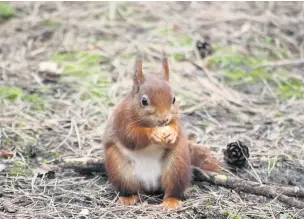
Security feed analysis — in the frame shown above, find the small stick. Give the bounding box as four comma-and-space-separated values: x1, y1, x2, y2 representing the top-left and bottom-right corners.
255, 58, 304, 69
59, 157, 106, 173
192, 168, 304, 209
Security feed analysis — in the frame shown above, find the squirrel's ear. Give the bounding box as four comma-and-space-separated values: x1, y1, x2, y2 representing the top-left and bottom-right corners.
133, 51, 145, 94
162, 50, 169, 81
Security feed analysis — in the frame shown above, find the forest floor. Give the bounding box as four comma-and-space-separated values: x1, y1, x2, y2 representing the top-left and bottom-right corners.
1, 2, 304, 219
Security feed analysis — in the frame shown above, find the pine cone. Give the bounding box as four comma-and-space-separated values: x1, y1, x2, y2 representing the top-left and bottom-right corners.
223, 141, 250, 169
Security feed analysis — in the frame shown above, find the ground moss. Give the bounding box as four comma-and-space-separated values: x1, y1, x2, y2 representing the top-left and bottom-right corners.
52, 52, 104, 76
9, 167, 31, 176
44, 19, 61, 29
0, 87, 23, 102
223, 210, 243, 219
9, 161, 31, 176
268, 156, 280, 173
158, 28, 174, 36
208, 50, 266, 84
274, 112, 285, 118
157, 28, 193, 47
173, 53, 185, 62
208, 47, 304, 99
278, 78, 304, 99
0, 87, 48, 110
52, 51, 112, 105
0, 2, 15, 20
13, 161, 25, 167
178, 36, 193, 47
22, 94, 48, 110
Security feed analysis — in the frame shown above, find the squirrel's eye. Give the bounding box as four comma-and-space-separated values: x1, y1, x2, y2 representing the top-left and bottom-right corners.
141, 95, 149, 107
172, 96, 176, 104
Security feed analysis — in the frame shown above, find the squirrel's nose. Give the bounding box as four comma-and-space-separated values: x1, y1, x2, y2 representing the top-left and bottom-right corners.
157, 117, 170, 126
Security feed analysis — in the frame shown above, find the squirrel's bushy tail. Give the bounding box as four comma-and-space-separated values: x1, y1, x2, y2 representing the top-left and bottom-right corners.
188, 141, 221, 173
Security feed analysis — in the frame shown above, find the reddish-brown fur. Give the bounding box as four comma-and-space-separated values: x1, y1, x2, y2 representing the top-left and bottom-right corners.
102, 51, 220, 210
189, 142, 221, 173
104, 145, 140, 195
161, 133, 191, 199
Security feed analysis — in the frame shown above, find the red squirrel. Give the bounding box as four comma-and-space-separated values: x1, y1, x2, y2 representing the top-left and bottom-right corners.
102, 51, 221, 210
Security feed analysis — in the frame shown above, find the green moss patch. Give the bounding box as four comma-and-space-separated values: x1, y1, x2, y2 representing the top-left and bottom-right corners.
9, 161, 31, 176
23, 94, 47, 110
0, 87, 48, 110
52, 52, 104, 76
158, 28, 174, 36
274, 112, 285, 118
156, 27, 193, 48
9, 167, 31, 176
0, 2, 16, 20
223, 210, 243, 219
52, 51, 112, 104
208, 47, 304, 99
173, 53, 185, 62
0, 87, 23, 102
178, 36, 193, 47
44, 19, 61, 29
278, 78, 304, 99
79, 79, 112, 106
208, 49, 266, 84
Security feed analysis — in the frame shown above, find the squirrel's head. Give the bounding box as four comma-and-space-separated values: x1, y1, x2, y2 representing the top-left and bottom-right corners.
131, 51, 178, 127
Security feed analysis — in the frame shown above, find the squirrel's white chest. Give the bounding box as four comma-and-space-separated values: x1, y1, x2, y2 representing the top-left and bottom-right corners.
118, 144, 165, 191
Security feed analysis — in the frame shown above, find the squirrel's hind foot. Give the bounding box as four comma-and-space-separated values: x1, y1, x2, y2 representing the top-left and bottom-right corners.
162, 198, 182, 210
117, 195, 140, 206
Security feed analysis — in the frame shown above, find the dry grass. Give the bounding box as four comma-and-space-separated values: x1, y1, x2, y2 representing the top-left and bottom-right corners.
1, 2, 304, 218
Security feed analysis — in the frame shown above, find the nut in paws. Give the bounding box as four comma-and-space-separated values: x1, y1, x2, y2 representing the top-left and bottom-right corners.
151, 128, 166, 144
152, 126, 177, 145
162, 128, 177, 144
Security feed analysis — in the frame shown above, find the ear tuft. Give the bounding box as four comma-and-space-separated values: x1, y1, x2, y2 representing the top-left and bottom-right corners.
162, 50, 169, 81
133, 50, 145, 94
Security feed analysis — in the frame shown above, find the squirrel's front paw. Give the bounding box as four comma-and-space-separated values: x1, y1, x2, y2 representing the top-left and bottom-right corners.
163, 127, 177, 145
151, 126, 177, 146
151, 128, 166, 145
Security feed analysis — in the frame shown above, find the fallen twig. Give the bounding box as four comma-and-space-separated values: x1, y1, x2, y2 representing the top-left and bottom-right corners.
192, 168, 304, 209
58, 157, 304, 208
255, 59, 304, 68
59, 157, 106, 173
